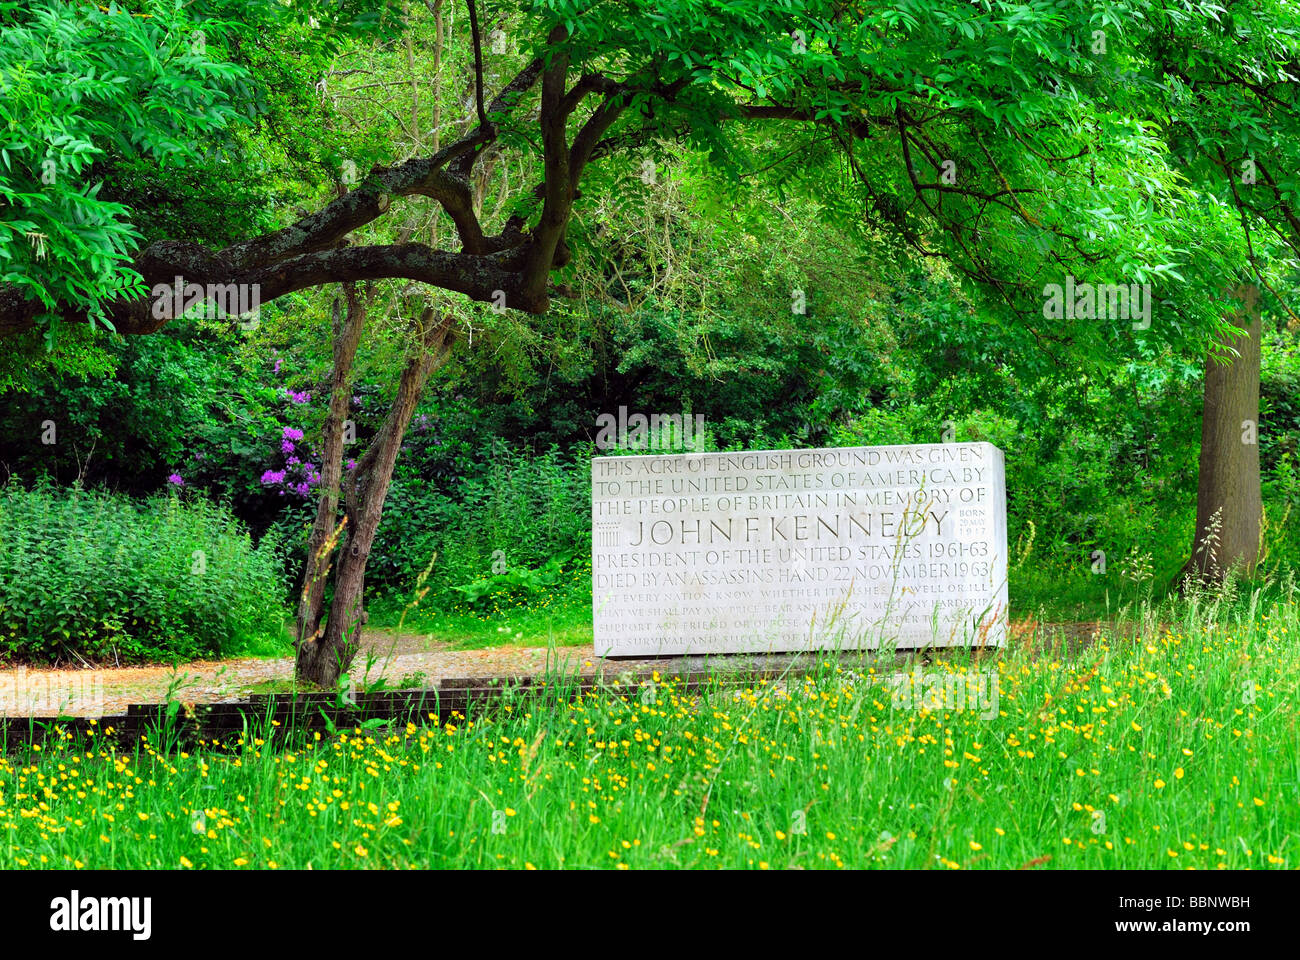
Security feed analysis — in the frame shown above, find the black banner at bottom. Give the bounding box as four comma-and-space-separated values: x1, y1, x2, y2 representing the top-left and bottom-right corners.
0, 868, 1284, 948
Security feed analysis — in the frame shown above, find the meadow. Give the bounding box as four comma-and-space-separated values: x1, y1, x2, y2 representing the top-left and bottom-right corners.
2, 589, 1294, 870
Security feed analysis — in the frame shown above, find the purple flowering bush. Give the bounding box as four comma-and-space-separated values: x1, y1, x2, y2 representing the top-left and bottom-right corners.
261, 425, 323, 499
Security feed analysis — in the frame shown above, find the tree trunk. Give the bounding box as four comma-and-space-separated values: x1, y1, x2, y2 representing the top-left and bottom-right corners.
295, 310, 458, 688
295, 283, 367, 649
1183, 284, 1263, 585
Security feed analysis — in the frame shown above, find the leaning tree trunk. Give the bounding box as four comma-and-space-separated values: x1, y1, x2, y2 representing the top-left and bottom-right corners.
295, 283, 367, 649
1183, 284, 1263, 586
295, 310, 458, 688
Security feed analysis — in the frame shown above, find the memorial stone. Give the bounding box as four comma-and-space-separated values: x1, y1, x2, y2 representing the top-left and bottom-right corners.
592, 442, 1007, 656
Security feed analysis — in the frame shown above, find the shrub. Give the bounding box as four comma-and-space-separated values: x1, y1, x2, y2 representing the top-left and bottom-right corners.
370, 444, 591, 603
0, 482, 286, 664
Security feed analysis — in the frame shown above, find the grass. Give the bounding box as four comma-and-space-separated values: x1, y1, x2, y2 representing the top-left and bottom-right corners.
224, 629, 295, 660
379, 604, 592, 650
367, 582, 593, 650
1, 586, 1296, 870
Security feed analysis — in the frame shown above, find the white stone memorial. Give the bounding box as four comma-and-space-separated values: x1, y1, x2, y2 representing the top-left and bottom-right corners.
592, 442, 1007, 656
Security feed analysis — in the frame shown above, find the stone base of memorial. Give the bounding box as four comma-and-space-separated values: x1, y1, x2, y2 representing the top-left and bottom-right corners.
592, 442, 1007, 657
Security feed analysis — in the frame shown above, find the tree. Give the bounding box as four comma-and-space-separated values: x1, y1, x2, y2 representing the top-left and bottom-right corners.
1157, 12, 1300, 583
1186, 284, 1265, 582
